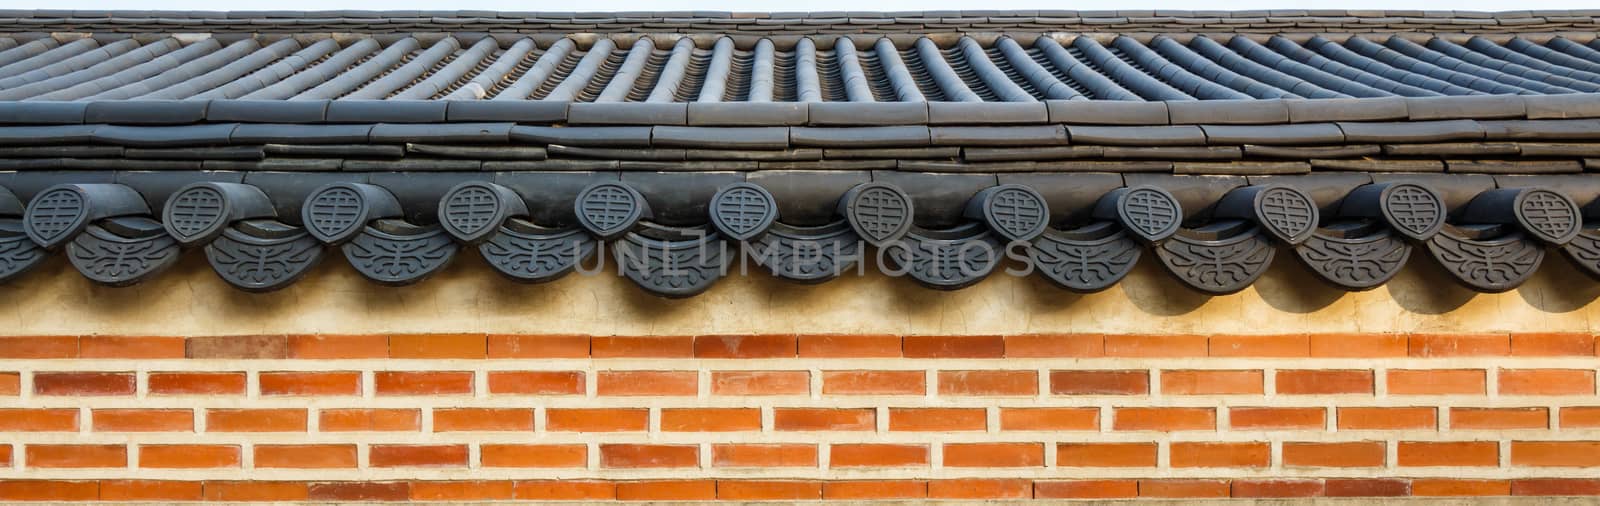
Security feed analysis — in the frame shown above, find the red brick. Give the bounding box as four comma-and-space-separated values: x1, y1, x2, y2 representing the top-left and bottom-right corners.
1562, 407, 1600, 428
0, 481, 99, 501
889, 408, 985, 431
433, 408, 533, 431
938, 370, 1037, 396
319, 409, 419, 432
1231, 407, 1325, 430
389, 333, 486, 359
546, 408, 648, 432
1035, 480, 1137, 499
202, 481, 309, 501
369, 445, 469, 468
1338, 407, 1436, 430
798, 334, 901, 357
100, 480, 202, 501
79, 336, 186, 358
591, 336, 692, 358
480, 444, 587, 468
27, 445, 126, 468
1309, 333, 1408, 357
1388, 369, 1486, 395
1104, 334, 1208, 357
34, 372, 133, 396
0, 336, 78, 358
774, 408, 874, 431
1140, 480, 1231, 498
515, 480, 616, 500
410, 481, 516, 501
486, 334, 590, 358
927, 479, 1030, 499
999, 407, 1098, 431
259, 371, 361, 396
1410, 333, 1510, 357
138, 445, 238, 468
1210, 334, 1308, 357
1511, 332, 1595, 356
486, 371, 583, 395
1283, 442, 1386, 468
694, 335, 795, 358
712, 444, 815, 467
148, 372, 245, 395
1113, 407, 1215, 431
93, 409, 193, 432
830, 444, 928, 467
1325, 478, 1410, 497
1513, 479, 1600, 496
206, 408, 306, 432
1057, 443, 1156, 467
1050, 370, 1148, 395
600, 444, 698, 468
1399, 441, 1500, 467
0, 372, 16, 395
254, 445, 358, 468
0, 409, 77, 431
1452, 407, 1549, 430
1276, 369, 1372, 395
308, 482, 409, 502
1003, 334, 1103, 357
711, 371, 808, 395
717, 481, 821, 500
1171, 442, 1269, 468
614, 480, 711, 501
288, 334, 388, 359
186, 335, 287, 359
942, 443, 1042, 467
822, 370, 924, 395
1233, 479, 1324, 498
596, 371, 695, 396
824, 481, 927, 499
661, 408, 760, 432
1501, 369, 1596, 395
1161, 369, 1263, 395
1512, 441, 1600, 467
903, 335, 1004, 358
374, 371, 472, 395
1412, 479, 1510, 496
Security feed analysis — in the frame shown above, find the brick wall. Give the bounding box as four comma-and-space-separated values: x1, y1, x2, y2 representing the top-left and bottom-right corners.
1, 333, 1598, 501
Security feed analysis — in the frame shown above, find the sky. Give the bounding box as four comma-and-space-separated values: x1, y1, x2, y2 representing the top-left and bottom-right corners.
3, 0, 1595, 12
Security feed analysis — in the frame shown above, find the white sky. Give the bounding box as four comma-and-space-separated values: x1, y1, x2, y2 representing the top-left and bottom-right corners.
1, 0, 1594, 13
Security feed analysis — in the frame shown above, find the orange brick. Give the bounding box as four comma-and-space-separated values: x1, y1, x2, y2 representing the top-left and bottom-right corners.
1452, 407, 1549, 430
1139, 479, 1231, 498
201, 481, 309, 501
942, 443, 1043, 467
546, 408, 649, 432
889, 408, 986, 431
0, 372, 16, 395
1210, 335, 1308, 357
148, 372, 245, 395
93, 409, 192, 432
596, 371, 696, 396
1057, 443, 1156, 467
1511, 479, 1600, 496
254, 445, 358, 468
591, 336, 692, 358
712, 444, 816, 467
480, 444, 587, 468
1114, 407, 1215, 431
1003, 334, 1103, 357
486, 334, 590, 358
186, 335, 286, 359
927, 479, 1031, 499
288, 334, 388, 359
308, 482, 408, 502
370, 445, 468, 468
830, 444, 928, 467
1276, 369, 1372, 395
34, 372, 134, 396
1233, 479, 1325, 498
822, 370, 924, 395
1231, 407, 1325, 430
259, 371, 361, 396
1511, 332, 1595, 356
1410, 333, 1510, 357
903, 335, 1004, 358
1512, 441, 1600, 467
1399, 441, 1499, 467
389, 333, 486, 358
1561, 407, 1600, 428
600, 444, 698, 468
824, 480, 927, 499
661, 408, 760, 432
486, 371, 583, 395
1283, 442, 1386, 468
1050, 370, 1148, 395
0, 409, 77, 431
1338, 407, 1436, 430
1104, 334, 1208, 357
1035, 480, 1138, 499
0, 336, 78, 358
1309, 333, 1408, 357
0, 445, 8, 466
694, 335, 796, 358
1388, 369, 1486, 395
100, 480, 202, 501
613, 480, 711, 501
0, 480, 100, 501
79, 336, 186, 358
433, 408, 533, 431
206, 409, 305, 432
798, 334, 901, 357
409, 481, 515, 501
138, 445, 238, 468
514, 480, 615, 500
319, 409, 419, 432
1501, 369, 1596, 395
774, 408, 874, 431
27, 445, 126, 468
1171, 442, 1269, 468
374, 371, 473, 395
999, 408, 1098, 431
938, 370, 1037, 396
1161, 369, 1263, 395
711, 370, 808, 395
1412, 479, 1510, 496
717, 481, 819, 501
